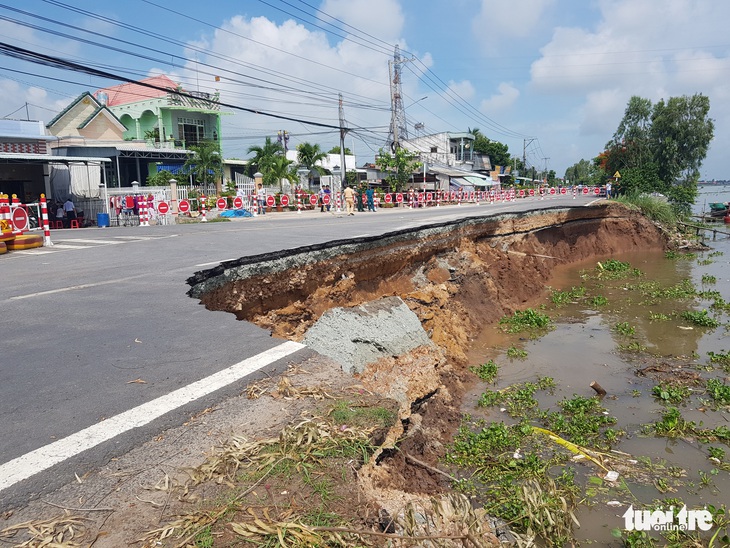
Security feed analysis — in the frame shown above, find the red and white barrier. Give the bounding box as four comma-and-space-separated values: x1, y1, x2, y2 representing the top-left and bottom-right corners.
138, 195, 149, 226
297, 192, 302, 214
40, 194, 52, 246
200, 195, 207, 222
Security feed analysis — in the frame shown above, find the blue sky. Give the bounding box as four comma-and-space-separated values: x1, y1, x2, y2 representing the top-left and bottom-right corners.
1, 0, 728, 179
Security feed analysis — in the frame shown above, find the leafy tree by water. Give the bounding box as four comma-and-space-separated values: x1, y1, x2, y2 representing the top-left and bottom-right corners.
596, 94, 714, 215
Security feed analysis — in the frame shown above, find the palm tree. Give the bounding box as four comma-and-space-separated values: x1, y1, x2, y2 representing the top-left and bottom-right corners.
269, 154, 297, 191
183, 141, 223, 194
247, 137, 284, 187
296, 142, 327, 188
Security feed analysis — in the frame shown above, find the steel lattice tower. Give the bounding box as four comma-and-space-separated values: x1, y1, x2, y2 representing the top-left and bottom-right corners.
388, 45, 409, 150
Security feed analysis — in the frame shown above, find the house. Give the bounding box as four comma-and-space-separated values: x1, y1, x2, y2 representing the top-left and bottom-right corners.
46, 75, 225, 188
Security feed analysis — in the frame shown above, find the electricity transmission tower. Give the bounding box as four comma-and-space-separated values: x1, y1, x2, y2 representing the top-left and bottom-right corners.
387, 45, 413, 151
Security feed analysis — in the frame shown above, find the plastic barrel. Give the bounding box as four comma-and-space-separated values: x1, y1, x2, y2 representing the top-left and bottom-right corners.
97, 212, 110, 227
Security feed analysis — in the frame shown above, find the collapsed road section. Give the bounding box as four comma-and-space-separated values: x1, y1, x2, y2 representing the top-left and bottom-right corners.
187, 202, 667, 366
179, 202, 669, 543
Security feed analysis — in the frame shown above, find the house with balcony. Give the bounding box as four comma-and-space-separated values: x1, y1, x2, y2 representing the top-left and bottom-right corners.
95, 74, 222, 148
46, 75, 225, 189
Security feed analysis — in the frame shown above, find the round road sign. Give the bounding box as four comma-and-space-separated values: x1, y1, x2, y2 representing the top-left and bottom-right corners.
549, 187, 556, 195
322, 194, 331, 205
178, 199, 190, 213
216, 197, 227, 210
395, 193, 403, 203
384, 193, 392, 203
583, 187, 589, 194
157, 201, 169, 214
266, 195, 275, 207
233, 196, 243, 209
11, 207, 28, 231
309, 194, 318, 206
529, 188, 535, 196
279, 194, 289, 207
560, 187, 567, 195
594, 187, 600, 195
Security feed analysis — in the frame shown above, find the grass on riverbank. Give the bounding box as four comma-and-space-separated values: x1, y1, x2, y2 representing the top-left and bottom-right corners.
613, 192, 678, 226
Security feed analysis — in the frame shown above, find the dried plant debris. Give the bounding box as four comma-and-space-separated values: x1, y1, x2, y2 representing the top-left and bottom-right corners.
0, 511, 89, 547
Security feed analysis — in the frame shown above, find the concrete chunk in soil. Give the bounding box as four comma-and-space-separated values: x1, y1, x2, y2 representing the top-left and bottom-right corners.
303, 296, 434, 375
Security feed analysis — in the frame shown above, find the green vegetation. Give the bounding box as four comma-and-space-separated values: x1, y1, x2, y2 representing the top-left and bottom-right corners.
651, 383, 691, 404
708, 350, 730, 371
702, 274, 717, 284
550, 286, 586, 306
591, 259, 643, 280
614, 192, 677, 225
706, 379, 730, 406
506, 346, 528, 359
499, 308, 552, 333
330, 399, 395, 429
469, 360, 498, 383
614, 322, 636, 336
589, 295, 608, 307
599, 93, 714, 215
681, 309, 720, 328
665, 250, 695, 260
648, 311, 671, 321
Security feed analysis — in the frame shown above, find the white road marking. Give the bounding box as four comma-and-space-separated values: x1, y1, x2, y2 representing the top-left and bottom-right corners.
9, 274, 149, 300
58, 238, 124, 245
46, 244, 90, 249
194, 259, 237, 267
0, 341, 306, 492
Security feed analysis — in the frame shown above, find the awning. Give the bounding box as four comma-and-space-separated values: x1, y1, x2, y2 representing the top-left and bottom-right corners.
157, 164, 187, 174
450, 177, 476, 192
464, 175, 497, 187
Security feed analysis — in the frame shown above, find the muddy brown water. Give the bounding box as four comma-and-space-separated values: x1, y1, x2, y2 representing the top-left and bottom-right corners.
465, 244, 730, 545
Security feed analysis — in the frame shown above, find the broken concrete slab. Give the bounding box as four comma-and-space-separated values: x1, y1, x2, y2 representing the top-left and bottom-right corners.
302, 296, 434, 375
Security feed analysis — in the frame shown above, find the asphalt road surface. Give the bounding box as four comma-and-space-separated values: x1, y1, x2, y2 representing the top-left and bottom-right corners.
0, 194, 596, 508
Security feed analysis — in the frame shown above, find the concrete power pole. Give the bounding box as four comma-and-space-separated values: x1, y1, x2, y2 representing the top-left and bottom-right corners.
338, 93, 347, 194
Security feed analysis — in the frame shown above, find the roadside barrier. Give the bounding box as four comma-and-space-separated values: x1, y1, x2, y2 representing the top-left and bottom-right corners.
200, 195, 207, 222
40, 194, 52, 246
138, 195, 149, 227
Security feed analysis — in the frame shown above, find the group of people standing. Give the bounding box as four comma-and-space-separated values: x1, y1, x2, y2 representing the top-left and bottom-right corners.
343, 185, 375, 215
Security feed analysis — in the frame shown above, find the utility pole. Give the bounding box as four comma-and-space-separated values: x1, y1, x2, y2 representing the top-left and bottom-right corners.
338, 93, 348, 195
542, 157, 550, 181
523, 138, 535, 172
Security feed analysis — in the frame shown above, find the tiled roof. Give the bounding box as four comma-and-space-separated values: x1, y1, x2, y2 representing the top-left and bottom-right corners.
46, 92, 99, 128
95, 75, 180, 106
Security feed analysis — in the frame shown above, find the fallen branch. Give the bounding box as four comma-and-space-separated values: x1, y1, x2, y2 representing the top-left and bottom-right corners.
404, 453, 458, 482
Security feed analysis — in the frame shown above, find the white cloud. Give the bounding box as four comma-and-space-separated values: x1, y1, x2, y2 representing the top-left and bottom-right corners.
319, 0, 404, 41
480, 82, 519, 113
472, 0, 555, 45
446, 80, 476, 102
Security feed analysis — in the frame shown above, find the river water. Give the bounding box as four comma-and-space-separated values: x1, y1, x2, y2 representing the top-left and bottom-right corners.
465, 186, 730, 545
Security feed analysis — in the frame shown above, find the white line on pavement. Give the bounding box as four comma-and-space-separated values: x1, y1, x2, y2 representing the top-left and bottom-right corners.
0, 341, 306, 493
9, 274, 150, 300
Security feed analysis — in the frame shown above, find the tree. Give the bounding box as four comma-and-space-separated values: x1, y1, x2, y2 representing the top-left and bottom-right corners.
247, 137, 284, 188
328, 145, 352, 155
375, 147, 421, 192
564, 159, 596, 185
183, 141, 223, 194
268, 154, 297, 191
468, 127, 511, 168
146, 169, 176, 187
650, 94, 714, 213
597, 94, 714, 214
296, 142, 327, 188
